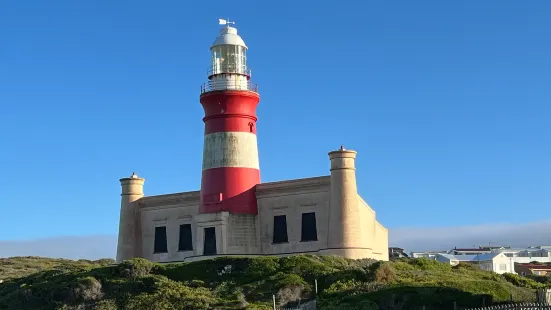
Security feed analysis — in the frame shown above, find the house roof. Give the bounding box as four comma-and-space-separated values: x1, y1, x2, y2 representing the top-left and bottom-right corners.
517, 264, 551, 270
412, 251, 447, 254
436, 253, 501, 262
437, 254, 457, 260
453, 248, 492, 252
389, 247, 404, 251
494, 248, 549, 254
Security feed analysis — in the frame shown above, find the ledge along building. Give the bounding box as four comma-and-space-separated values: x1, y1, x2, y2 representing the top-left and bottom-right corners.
116, 20, 389, 263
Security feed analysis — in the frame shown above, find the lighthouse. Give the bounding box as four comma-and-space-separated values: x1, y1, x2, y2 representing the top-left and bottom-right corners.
199, 20, 261, 215
115, 19, 389, 264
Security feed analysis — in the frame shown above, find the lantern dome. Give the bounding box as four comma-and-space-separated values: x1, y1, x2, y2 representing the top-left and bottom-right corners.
211, 26, 247, 50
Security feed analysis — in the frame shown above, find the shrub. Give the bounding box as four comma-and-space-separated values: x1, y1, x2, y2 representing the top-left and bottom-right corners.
372, 262, 397, 283
321, 297, 379, 310
93, 299, 118, 310
453, 262, 481, 271
279, 255, 336, 282
526, 274, 551, 285
124, 277, 216, 310
326, 279, 363, 293
0, 255, 543, 309
324, 268, 368, 288
117, 258, 154, 279
276, 285, 305, 306
502, 273, 545, 289
72, 276, 104, 301
408, 258, 452, 272
94, 259, 116, 266
247, 257, 279, 279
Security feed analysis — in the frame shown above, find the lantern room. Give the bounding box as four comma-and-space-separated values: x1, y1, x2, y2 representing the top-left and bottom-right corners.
210, 26, 249, 77
202, 23, 257, 93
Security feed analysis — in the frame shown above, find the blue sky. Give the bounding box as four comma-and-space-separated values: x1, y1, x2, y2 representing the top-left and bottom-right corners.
0, 1, 549, 250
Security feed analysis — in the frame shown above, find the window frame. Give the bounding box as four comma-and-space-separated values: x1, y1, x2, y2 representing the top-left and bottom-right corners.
272, 215, 289, 244
178, 223, 193, 252
153, 226, 168, 254
300, 212, 318, 242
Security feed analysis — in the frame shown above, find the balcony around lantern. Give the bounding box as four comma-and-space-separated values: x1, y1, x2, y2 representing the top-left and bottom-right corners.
207, 64, 251, 79
200, 78, 258, 94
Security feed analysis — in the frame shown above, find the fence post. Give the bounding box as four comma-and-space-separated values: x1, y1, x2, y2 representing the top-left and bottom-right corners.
315, 279, 318, 295
453, 301, 457, 310
272, 295, 276, 310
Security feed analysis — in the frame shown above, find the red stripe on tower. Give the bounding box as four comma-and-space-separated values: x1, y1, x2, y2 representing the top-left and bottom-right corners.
199, 22, 261, 215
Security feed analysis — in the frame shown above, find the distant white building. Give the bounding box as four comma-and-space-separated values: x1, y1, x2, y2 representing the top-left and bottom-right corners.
434, 253, 514, 274
413, 245, 551, 265
492, 246, 551, 264
410, 251, 447, 258
447, 247, 501, 256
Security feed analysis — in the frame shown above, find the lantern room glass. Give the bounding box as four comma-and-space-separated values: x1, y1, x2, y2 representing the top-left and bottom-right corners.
211, 45, 247, 75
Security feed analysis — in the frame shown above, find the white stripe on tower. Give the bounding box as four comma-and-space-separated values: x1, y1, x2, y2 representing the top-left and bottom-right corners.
202, 131, 260, 170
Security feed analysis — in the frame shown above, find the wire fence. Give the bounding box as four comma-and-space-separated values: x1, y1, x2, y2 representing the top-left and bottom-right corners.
278, 299, 317, 310
463, 303, 551, 310
268, 282, 549, 310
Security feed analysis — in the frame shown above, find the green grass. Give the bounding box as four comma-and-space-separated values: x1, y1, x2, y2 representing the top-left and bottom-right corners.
0, 256, 115, 280
0, 256, 546, 310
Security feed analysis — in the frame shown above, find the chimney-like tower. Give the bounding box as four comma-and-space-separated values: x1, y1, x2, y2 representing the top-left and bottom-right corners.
199, 21, 261, 214
321, 146, 372, 259
116, 172, 145, 263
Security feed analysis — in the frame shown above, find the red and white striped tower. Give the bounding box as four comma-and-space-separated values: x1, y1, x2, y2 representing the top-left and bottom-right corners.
199, 19, 260, 215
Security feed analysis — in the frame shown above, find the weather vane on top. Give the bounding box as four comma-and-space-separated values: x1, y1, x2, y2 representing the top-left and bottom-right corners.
218, 18, 235, 26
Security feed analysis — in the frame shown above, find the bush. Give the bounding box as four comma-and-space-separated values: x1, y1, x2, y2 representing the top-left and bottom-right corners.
320, 297, 379, 310
526, 274, 551, 285
117, 258, 154, 279
408, 258, 452, 272
247, 257, 279, 279
125, 277, 216, 310
453, 262, 481, 271
0, 255, 543, 309
502, 273, 545, 289
276, 285, 304, 306
72, 276, 104, 301
93, 299, 118, 310
325, 279, 363, 293
371, 262, 397, 283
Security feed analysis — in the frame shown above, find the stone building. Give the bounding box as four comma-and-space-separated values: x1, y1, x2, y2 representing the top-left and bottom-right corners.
116, 20, 389, 264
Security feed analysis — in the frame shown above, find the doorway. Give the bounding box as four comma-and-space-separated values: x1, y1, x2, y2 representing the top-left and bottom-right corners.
203, 227, 217, 256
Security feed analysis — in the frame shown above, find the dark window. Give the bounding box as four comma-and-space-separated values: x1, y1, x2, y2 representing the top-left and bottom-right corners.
272, 215, 289, 243
153, 226, 168, 253
178, 224, 193, 251
203, 227, 217, 256
301, 212, 318, 242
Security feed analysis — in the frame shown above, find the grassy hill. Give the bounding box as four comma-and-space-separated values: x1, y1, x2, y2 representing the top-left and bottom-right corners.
0, 257, 115, 281
0, 255, 547, 310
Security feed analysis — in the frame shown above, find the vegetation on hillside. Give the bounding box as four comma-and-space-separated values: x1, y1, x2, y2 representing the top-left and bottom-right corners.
0, 256, 115, 281
0, 255, 547, 310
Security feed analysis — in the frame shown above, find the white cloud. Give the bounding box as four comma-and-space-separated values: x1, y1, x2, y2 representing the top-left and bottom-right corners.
0, 235, 116, 260
390, 219, 551, 252
1, 220, 550, 260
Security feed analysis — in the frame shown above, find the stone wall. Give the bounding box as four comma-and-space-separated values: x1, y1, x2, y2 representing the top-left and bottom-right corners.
227, 213, 259, 254
132, 176, 389, 263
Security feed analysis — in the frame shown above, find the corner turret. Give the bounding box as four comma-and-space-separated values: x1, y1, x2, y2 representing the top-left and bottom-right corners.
116, 172, 145, 263
320, 146, 373, 259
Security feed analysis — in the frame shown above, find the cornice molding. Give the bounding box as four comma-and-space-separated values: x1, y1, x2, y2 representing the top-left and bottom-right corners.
256, 176, 330, 198
138, 191, 200, 209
